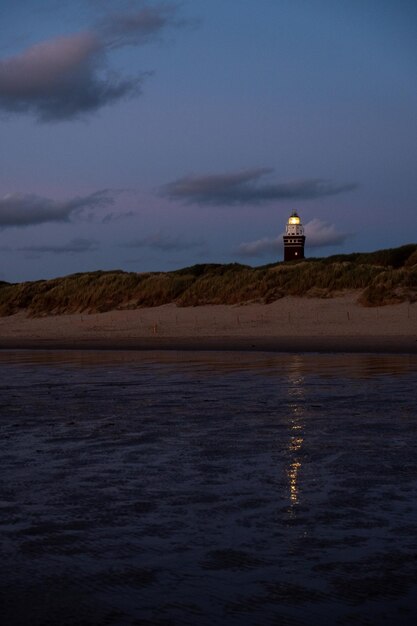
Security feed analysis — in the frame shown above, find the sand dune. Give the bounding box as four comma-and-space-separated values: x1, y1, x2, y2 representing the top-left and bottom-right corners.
0, 292, 416, 352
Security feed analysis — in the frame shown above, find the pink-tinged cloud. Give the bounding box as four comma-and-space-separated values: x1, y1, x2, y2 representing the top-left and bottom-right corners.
0, 3, 184, 122
304, 218, 352, 248
237, 219, 352, 257
0, 32, 99, 91
0, 33, 141, 121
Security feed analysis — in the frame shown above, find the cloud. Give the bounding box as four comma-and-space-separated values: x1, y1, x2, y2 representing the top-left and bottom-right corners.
102, 210, 136, 223
0, 32, 142, 122
124, 231, 205, 252
0, 2, 183, 121
304, 218, 351, 248
162, 168, 358, 206
18, 238, 99, 255
0, 190, 114, 228
237, 219, 351, 258
237, 237, 282, 258
98, 2, 183, 48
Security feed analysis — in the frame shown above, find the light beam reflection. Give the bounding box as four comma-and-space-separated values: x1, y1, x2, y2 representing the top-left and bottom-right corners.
286, 358, 306, 511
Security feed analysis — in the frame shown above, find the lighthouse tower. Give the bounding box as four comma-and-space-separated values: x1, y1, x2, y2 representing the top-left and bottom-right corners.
283, 211, 305, 261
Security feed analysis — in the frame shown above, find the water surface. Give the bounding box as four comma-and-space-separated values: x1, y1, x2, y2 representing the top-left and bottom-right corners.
0, 351, 416, 625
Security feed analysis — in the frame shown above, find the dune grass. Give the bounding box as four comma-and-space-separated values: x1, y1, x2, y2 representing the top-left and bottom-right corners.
1, 244, 416, 316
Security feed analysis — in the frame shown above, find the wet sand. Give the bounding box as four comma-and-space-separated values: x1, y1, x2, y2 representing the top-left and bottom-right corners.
0, 292, 416, 352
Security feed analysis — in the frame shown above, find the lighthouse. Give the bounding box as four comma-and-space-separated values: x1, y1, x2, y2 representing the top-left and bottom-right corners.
283, 211, 305, 261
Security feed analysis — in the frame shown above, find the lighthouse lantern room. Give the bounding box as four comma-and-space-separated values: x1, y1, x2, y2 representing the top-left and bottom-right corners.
283, 211, 305, 261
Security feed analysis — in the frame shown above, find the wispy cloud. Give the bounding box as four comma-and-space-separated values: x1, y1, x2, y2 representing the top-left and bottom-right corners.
237, 219, 352, 258
162, 168, 357, 206
0, 190, 113, 228
125, 231, 205, 252
97, 2, 184, 48
304, 218, 352, 248
102, 210, 136, 223
19, 237, 98, 255
237, 237, 282, 258
0, 2, 184, 121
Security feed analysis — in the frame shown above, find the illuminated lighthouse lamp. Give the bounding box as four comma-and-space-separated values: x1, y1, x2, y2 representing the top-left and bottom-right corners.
283, 211, 305, 261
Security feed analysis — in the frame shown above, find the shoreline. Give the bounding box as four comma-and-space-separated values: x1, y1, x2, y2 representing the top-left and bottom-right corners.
1, 336, 417, 353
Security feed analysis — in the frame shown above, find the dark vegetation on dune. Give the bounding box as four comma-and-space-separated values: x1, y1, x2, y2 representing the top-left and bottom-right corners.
1, 244, 417, 317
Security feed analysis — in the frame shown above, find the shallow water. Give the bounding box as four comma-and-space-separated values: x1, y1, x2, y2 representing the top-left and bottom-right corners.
0, 350, 416, 625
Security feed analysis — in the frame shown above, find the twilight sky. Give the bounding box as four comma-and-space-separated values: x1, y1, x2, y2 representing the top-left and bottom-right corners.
1, 0, 416, 282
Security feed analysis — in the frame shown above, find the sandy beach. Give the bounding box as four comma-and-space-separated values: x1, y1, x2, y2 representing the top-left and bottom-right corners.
0, 291, 416, 352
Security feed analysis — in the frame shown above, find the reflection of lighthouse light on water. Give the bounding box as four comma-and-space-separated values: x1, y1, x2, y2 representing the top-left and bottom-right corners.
287, 359, 306, 509
289, 438, 303, 503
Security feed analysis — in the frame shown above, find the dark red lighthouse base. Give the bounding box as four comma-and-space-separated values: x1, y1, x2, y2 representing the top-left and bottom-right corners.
283, 235, 305, 261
